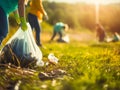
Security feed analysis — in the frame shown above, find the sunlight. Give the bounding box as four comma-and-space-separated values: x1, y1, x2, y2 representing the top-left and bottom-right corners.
95, 1, 99, 23
81, 0, 113, 5
49, 0, 120, 4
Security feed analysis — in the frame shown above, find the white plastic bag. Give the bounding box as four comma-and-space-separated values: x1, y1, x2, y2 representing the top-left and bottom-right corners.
48, 53, 58, 65
0, 23, 44, 67
62, 34, 70, 43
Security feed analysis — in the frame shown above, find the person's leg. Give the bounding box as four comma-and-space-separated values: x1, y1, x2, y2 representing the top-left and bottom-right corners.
51, 30, 57, 41
34, 17, 41, 46
28, 13, 34, 29
28, 13, 41, 46
0, 7, 8, 45
58, 31, 62, 40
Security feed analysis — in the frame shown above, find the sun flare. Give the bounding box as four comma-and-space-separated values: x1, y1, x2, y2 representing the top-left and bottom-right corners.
84, 0, 107, 4
95, 1, 99, 23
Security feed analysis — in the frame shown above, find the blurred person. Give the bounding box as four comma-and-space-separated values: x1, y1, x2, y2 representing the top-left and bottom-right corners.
96, 23, 106, 42
0, 0, 27, 45
107, 32, 120, 42
112, 32, 120, 42
27, 0, 48, 47
50, 22, 68, 42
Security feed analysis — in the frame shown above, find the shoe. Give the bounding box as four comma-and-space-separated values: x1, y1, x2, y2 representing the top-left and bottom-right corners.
36, 43, 42, 46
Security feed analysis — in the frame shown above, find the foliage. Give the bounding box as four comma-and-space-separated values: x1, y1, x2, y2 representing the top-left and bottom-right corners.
8, 1, 120, 33
43, 1, 120, 32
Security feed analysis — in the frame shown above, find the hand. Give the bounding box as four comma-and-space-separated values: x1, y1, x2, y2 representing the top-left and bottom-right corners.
20, 17, 27, 31
14, 14, 21, 24
44, 14, 49, 20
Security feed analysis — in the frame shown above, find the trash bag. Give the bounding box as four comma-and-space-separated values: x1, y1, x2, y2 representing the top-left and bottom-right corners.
57, 34, 70, 43
48, 53, 58, 65
0, 23, 44, 68
62, 34, 70, 43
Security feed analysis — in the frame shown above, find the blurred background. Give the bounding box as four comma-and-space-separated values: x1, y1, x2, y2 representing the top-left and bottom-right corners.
8, 0, 120, 41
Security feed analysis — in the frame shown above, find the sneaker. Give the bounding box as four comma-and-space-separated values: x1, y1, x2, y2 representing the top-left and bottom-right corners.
37, 43, 42, 46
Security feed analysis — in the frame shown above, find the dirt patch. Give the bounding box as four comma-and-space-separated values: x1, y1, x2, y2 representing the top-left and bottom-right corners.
69, 32, 96, 42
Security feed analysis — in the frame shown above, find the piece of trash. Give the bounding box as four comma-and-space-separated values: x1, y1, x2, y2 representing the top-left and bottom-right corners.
62, 34, 70, 43
36, 60, 44, 67
48, 53, 59, 65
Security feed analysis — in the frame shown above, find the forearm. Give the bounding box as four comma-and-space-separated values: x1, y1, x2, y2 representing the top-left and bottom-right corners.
18, 0, 25, 17
18, 0, 27, 31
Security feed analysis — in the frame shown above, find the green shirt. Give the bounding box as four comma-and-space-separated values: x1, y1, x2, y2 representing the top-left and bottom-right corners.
54, 22, 65, 32
0, 0, 18, 15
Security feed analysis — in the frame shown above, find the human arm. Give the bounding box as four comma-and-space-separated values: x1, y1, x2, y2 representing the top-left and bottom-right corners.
36, 0, 48, 20
18, 0, 27, 31
64, 24, 68, 32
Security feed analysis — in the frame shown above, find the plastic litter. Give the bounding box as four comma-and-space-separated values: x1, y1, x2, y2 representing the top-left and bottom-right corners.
62, 34, 70, 43
0, 23, 44, 68
48, 53, 58, 65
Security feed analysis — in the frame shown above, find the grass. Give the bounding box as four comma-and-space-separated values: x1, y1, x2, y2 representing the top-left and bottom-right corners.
0, 27, 120, 90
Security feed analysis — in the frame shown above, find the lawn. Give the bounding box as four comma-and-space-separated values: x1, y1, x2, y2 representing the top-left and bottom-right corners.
0, 29, 120, 90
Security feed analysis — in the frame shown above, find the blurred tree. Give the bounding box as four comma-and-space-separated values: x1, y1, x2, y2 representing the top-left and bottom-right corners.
9, 1, 120, 33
